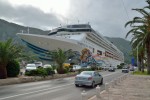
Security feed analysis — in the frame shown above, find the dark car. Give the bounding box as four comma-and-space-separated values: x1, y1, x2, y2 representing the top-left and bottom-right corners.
122, 67, 129, 73
108, 67, 115, 72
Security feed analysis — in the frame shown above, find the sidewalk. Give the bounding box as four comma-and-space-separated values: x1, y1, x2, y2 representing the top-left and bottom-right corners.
89, 75, 150, 100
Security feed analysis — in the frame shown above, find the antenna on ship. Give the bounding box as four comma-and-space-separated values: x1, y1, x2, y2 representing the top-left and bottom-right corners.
78, 20, 79, 24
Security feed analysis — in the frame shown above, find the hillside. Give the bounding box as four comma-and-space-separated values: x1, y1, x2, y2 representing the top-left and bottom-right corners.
0, 19, 131, 63
0, 19, 48, 41
105, 37, 132, 63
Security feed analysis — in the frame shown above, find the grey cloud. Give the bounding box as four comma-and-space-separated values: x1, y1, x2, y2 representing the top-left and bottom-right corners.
0, 0, 65, 29
68, 0, 146, 39
0, 0, 147, 39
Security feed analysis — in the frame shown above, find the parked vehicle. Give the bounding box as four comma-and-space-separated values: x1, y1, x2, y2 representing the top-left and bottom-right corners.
72, 65, 82, 71
75, 71, 103, 88
129, 67, 134, 71
25, 64, 37, 72
122, 67, 129, 73
108, 66, 115, 72
34, 62, 43, 68
43, 64, 52, 68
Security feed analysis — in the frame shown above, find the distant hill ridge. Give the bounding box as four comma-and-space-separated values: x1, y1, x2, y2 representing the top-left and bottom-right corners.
0, 19, 48, 41
0, 19, 131, 63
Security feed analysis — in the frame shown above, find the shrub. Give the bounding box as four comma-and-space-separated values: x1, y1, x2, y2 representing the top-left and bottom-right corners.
91, 66, 98, 71
25, 68, 50, 77
117, 65, 122, 69
51, 65, 57, 70
36, 68, 48, 77
6, 60, 20, 77
45, 67, 55, 75
25, 70, 37, 76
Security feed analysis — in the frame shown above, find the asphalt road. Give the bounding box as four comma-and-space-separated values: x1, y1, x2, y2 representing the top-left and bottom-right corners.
0, 70, 125, 100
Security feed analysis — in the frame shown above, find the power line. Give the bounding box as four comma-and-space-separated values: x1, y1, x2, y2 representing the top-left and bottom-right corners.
121, 0, 130, 20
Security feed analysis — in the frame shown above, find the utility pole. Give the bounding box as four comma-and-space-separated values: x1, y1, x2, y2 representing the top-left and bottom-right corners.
137, 46, 138, 67
137, 43, 140, 68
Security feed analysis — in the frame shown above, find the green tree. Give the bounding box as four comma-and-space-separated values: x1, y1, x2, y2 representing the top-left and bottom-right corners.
125, 0, 150, 74
6, 60, 20, 77
0, 39, 22, 79
50, 48, 67, 74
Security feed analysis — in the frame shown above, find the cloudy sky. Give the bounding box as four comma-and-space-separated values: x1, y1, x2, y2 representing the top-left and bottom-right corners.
0, 0, 147, 39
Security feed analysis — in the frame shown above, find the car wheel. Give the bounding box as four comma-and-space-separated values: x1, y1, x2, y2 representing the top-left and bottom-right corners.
75, 84, 79, 87
91, 81, 95, 88
100, 78, 103, 85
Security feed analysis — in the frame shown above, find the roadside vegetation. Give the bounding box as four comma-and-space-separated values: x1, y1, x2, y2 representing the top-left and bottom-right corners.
125, 0, 150, 74
25, 67, 55, 78
0, 39, 23, 79
132, 70, 148, 75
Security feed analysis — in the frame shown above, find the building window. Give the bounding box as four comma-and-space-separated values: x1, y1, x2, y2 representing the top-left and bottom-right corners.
97, 50, 102, 55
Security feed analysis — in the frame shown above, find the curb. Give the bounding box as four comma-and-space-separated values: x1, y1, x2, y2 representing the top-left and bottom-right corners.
0, 73, 77, 86
88, 90, 106, 100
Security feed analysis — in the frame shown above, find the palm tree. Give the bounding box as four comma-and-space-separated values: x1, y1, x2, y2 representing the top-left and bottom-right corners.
125, 0, 150, 74
50, 48, 67, 74
0, 39, 23, 79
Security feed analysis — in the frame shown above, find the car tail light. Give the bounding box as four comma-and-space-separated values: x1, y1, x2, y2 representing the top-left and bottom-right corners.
88, 77, 92, 80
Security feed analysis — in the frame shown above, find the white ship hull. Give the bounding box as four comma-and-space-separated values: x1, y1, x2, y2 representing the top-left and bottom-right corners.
17, 33, 83, 60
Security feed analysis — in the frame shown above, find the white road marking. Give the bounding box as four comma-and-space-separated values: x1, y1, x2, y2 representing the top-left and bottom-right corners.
0, 83, 73, 100
0, 71, 121, 100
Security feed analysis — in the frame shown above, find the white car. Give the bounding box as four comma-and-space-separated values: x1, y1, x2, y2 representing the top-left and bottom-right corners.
75, 71, 103, 88
43, 64, 52, 68
25, 64, 37, 72
34, 62, 43, 67
73, 65, 82, 71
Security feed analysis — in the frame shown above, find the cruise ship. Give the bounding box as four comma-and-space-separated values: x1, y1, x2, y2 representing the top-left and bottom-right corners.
17, 24, 124, 67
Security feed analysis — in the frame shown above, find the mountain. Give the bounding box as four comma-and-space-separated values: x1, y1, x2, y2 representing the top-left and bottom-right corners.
0, 19, 48, 41
0, 19, 131, 63
105, 37, 132, 63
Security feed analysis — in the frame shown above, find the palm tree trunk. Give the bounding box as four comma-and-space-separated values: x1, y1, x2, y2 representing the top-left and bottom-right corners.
141, 60, 144, 73
147, 44, 150, 74
0, 64, 7, 79
138, 58, 141, 71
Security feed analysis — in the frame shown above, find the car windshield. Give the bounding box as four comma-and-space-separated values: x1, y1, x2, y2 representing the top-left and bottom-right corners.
80, 71, 93, 75
27, 64, 36, 67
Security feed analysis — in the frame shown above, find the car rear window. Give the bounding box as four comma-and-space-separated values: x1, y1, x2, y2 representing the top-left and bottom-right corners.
81, 71, 93, 75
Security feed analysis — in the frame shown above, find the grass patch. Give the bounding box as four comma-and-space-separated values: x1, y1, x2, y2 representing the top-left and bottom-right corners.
132, 70, 149, 75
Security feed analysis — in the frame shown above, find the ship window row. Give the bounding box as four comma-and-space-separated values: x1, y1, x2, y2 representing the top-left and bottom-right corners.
86, 37, 123, 61
87, 34, 111, 50
87, 37, 112, 53
57, 28, 92, 32
67, 25, 91, 28
57, 33, 81, 36
48, 28, 90, 35
88, 33, 118, 53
